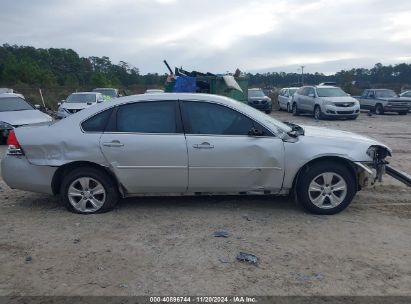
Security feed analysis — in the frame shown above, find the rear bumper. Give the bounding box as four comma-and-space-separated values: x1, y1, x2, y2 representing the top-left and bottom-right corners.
1, 155, 56, 195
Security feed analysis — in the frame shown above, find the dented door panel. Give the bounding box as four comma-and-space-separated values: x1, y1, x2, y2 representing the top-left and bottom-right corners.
186, 135, 285, 193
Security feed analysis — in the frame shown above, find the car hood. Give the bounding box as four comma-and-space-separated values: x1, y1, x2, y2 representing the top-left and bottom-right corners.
0, 110, 52, 126
321, 96, 358, 103
302, 125, 389, 148
61, 102, 95, 110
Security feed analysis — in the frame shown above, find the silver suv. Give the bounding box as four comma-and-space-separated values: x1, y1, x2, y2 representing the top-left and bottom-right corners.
292, 86, 360, 120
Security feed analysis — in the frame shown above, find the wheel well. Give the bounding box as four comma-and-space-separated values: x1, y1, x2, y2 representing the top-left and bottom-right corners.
292, 156, 358, 191
51, 161, 120, 195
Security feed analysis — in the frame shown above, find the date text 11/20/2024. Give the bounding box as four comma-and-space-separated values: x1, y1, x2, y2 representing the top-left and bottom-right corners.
150, 297, 257, 303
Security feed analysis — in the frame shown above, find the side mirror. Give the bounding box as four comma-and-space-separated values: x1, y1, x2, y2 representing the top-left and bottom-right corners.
118, 94, 123, 97
57, 102, 61, 106
34, 104, 41, 109
248, 127, 264, 136
87, 102, 93, 105
97, 99, 103, 103
308, 93, 315, 98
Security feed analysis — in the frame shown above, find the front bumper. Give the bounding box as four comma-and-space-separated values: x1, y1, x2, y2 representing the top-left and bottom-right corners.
248, 102, 272, 111
1, 154, 56, 195
323, 104, 360, 117
383, 104, 410, 112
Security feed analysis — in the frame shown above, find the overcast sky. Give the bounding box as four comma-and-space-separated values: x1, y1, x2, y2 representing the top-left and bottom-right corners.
1, 0, 411, 74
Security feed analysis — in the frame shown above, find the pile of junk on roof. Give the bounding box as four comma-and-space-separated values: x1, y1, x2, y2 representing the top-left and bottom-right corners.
163, 60, 248, 102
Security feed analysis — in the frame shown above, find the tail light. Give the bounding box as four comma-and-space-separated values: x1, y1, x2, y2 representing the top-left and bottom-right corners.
7, 130, 24, 155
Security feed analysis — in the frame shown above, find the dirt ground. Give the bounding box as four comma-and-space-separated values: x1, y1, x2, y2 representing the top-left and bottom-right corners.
0, 110, 410, 296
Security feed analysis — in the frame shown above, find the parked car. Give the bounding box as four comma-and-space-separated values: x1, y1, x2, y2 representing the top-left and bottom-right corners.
0, 93, 52, 143
278, 87, 298, 112
358, 89, 409, 115
399, 90, 411, 111
248, 88, 272, 113
2, 93, 392, 215
57, 92, 104, 119
92, 88, 120, 101
292, 86, 360, 120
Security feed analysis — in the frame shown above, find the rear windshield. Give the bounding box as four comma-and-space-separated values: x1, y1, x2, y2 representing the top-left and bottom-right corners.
66, 94, 97, 103
0, 97, 34, 112
316, 87, 347, 97
375, 90, 397, 98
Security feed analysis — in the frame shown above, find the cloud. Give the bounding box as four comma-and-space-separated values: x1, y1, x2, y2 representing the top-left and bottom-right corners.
1, 0, 411, 74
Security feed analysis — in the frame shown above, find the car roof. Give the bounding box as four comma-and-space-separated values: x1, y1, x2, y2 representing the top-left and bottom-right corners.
315, 85, 338, 88
248, 88, 263, 91
71, 92, 100, 95
284, 87, 299, 89
0, 93, 24, 98
93, 88, 117, 90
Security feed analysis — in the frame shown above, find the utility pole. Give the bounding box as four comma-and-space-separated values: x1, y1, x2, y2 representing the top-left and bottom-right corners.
300, 65, 305, 86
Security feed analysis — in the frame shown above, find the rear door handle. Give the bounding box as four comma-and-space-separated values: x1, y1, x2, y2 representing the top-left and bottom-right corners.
102, 140, 124, 147
193, 142, 214, 149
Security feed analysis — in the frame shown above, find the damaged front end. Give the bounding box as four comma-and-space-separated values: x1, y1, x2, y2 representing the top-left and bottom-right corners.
354, 145, 411, 188
354, 145, 391, 189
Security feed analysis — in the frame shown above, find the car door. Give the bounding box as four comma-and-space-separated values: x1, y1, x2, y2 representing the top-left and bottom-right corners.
181, 100, 285, 193
298, 87, 309, 111
306, 87, 316, 112
99, 100, 188, 193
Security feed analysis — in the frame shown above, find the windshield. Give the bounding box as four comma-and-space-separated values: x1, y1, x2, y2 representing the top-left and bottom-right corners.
376, 90, 397, 98
248, 90, 265, 98
0, 97, 34, 112
402, 91, 411, 97
316, 87, 347, 97
234, 101, 292, 135
93, 89, 117, 97
66, 94, 97, 103
289, 88, 297, 95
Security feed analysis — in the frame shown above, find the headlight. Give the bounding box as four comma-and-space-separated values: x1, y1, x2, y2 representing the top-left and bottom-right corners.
58, 107, 67, 113
0, 121, 13, 130
323, 100, 334, 106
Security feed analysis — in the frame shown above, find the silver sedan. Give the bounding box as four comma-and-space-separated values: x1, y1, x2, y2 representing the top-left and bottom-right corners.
2, 93, 391, 215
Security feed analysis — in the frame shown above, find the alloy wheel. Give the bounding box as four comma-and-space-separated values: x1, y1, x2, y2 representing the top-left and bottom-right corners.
308, 172, 347, 209
68, 177, 106, 213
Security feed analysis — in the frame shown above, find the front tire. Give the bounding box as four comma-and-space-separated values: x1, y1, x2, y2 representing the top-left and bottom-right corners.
292, 103, 300, 116
61, 166, 118, 214
398, 111, 407, 115
314, 105, 323, 120
296, 161, 356, 215
375, 104, 384, 115
287, 103, 291, 113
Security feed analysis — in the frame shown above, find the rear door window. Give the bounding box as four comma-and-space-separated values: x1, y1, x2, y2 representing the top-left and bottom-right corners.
81, 108, 113, 132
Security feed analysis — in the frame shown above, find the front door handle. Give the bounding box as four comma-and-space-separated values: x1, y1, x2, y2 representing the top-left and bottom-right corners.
193, 142, 214, 149
102, 140, 124, 147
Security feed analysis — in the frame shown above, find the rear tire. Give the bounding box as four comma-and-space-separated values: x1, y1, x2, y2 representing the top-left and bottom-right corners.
60, 166, 118, 214
375, 104, 384, 115
292, 103, 300, 116
295, 161, 356, 215
398, 111, 407, 115
265, 109, 272, 114
287, 103, 291, 113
